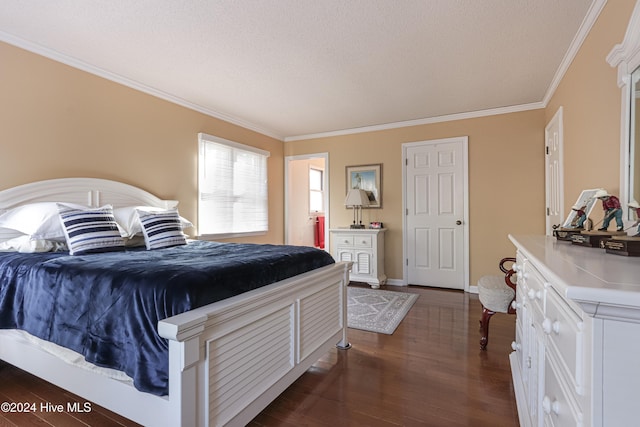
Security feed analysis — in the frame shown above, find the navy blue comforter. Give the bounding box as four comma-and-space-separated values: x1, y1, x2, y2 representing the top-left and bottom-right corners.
0, 240, 334, 395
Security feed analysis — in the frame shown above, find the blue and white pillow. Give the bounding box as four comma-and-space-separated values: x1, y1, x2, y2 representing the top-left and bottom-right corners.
136, 208, 187, 250
57, 204, 125, 255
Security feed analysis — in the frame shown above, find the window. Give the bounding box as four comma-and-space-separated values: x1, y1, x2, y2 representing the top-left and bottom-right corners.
309, 167, 324, 213
198, 133, 270, 237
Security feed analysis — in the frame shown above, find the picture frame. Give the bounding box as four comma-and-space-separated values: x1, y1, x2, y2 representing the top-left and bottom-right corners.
346, 164, 382, 208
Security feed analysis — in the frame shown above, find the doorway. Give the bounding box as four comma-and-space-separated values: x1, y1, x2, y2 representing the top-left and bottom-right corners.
403, 137, 469, 290
545, 107, 564, 235
285, 153, 329, 249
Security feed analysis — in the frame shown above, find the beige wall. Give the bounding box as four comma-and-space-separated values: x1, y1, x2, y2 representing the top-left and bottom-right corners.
546, 0, 637, 210
286, 0, 637, 286
0, 0, 636, 286
0, 41, 285, 244
285, 109, 546, 284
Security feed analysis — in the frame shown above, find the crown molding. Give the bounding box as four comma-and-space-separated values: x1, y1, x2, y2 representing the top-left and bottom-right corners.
284, 102, 545, 142
1, 0, 609, 145
542, 0, 608, 105
287, 0, 607, 143
0, 30, 285, 141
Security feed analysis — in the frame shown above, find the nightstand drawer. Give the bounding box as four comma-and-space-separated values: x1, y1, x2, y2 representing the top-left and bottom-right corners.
354, 235, 372, 248
336, 235, 355, 246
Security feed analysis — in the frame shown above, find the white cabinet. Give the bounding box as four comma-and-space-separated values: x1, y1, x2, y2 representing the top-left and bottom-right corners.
329, 228, 386, 288
509, 235, 640, 427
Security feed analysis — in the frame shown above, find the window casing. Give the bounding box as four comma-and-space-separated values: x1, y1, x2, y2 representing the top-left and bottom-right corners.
198, 133, 270, 237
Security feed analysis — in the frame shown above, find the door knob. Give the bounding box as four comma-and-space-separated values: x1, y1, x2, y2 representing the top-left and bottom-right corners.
456, 220, 462, 225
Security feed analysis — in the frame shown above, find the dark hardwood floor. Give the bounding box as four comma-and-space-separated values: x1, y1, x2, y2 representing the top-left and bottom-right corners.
0, 285, 519, 426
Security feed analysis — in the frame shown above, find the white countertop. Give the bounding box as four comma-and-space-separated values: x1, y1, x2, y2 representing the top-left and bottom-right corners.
509, 235, 640, 319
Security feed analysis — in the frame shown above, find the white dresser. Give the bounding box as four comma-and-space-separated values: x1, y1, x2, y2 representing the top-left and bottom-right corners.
509, 234, 640, 427
329, 228, 386, 288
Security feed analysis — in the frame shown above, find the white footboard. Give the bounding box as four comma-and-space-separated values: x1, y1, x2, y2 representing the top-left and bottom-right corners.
0, 261, 350, 427
158, 261, 351, 427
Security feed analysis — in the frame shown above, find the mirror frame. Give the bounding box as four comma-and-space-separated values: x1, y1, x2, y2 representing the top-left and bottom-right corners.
607, 0, 640, 221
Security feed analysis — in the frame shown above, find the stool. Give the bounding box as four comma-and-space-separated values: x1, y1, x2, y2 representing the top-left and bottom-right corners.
478, 257, 516, 350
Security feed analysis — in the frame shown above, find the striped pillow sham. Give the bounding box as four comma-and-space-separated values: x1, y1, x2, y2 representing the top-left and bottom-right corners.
136, 208, 187, 250
57, 204, 125, 255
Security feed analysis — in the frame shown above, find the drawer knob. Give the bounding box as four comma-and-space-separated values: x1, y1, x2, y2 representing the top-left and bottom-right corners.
542, 396, 560, 415
511, 341, 521, 351
542, 319, 560, 335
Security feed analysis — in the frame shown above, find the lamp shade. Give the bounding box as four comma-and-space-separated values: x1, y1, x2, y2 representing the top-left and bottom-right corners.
345, 189, 370, 207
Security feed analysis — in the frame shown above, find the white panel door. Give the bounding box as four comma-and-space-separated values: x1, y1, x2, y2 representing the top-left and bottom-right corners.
545, 107, 564, 235
404, 138, 467, 289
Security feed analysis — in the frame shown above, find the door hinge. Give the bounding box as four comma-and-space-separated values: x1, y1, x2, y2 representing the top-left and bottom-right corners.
546, 207, 550, 216
405, 158, 408, 165
406, 259, 409, 266
406, 208, 409, 215
546, 146, 549, 155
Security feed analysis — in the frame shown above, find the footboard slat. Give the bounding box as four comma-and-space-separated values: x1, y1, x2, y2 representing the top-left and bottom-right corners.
207, 304, 294, 426
299, 281, 343, 361
209, 310, 291, 385
211, 331, 291, 402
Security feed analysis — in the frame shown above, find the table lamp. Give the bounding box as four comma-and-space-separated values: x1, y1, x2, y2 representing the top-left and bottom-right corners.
345, 189, 370, 229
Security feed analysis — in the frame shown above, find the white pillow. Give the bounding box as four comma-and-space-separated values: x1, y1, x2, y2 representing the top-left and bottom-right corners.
0, 202, 88, 241
0, 235, 67, 253
114, 206, 193, 238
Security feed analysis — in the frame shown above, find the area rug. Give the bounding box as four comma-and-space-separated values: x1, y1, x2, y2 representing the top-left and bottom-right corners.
347, 287, 419, 334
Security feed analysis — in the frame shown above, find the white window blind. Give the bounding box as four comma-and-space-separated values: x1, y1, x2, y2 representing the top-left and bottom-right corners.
198, 133, 270, 237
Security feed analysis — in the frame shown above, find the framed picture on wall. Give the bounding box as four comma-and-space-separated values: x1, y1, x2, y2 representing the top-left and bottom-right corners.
346, 164, 382, 208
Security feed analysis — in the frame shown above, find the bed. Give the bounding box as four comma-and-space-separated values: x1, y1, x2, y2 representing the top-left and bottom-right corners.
0, 177, 351, 427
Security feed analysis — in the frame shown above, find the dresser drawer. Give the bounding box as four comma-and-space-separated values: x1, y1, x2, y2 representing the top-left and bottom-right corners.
543, 355, 583, 427
544, 287, 584, 396
523, 261, 546, 315
353, 234, 373, 248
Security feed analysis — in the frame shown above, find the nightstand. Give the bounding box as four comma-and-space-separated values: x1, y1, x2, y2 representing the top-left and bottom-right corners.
329, 228, 386, 288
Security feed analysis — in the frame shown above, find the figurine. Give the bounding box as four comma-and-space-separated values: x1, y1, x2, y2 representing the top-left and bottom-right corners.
594, 189, 623, 231
569, 204, 587, 228
629, 200, 640, 237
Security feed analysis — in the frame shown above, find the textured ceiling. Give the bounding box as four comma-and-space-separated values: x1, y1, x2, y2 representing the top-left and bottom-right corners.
0, 0, 597, 140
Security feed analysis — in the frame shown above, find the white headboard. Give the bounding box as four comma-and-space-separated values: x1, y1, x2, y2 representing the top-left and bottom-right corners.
0, 177, 178, 241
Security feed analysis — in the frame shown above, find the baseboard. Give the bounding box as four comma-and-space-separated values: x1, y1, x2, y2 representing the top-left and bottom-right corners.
385, 279, 477, 292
